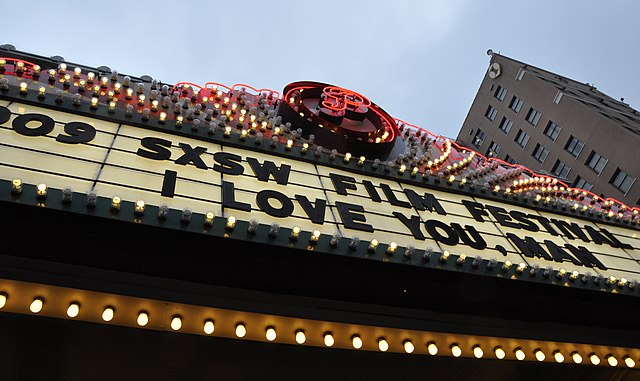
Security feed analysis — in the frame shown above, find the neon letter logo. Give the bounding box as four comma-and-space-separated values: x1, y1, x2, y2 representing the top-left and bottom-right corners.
321, 86, 371, 114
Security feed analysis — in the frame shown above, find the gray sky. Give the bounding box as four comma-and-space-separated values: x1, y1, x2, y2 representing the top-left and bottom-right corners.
2, 0, 638, 138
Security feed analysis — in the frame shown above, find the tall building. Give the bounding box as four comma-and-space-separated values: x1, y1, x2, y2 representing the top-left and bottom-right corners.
456, 51, 640, 207
2, 46, 640, 380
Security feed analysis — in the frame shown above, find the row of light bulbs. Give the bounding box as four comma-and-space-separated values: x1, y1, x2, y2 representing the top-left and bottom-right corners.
9, 179, 638, 293
0, 292, 634, 367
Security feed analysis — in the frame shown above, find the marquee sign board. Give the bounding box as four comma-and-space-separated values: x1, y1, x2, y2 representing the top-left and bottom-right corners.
2, 100, 640, 284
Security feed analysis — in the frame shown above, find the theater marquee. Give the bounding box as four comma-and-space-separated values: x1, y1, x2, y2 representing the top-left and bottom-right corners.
1, 100, 640, 282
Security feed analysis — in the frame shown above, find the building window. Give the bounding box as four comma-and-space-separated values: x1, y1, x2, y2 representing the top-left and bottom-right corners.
504, 155, 516, 165
485, 105, 498, 121
552, 160, 571, 179
585, 151, 607, 175
509, 96, 523, 113
514, 129, 530, 148
564, 136, 585, 158
543, 121, 561, 141
472, 129, 485, 148
610, 169, 635, 195
486, 141, 501, 157
494, 85, 507, 102
498, 117, 513, 134
525, 107, 542, 126
573, 176, 593, 191
532, 143, 549, 164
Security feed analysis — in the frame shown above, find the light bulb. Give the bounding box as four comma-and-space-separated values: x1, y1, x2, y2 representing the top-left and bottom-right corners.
624, 356, 636, 368
494, 347, 506, 359
535, 349, 545, 362
404, 340, 415, 354
378, 338, 389, 352
427, 342, 438, 355
266, 326, 277, 341
236, 323, 246, 338
571, 352, 583, 364
589, 353, 601, 365
102, 307, 114, 322
451, 344, 462, 357
30, 297, 44, 313
67, 302, 80, 318
352, 335, 363, 349
473, 345, 484, 358
137, 311, 149, 326
171, 315, 182, 331
607, 355, 618, 367
295, 330, 306, 344
323, 332, 334, 347
553, 351, 564, 363
515, 348, 526, 361
203, 320, 215, 335
0, 293, 6, 309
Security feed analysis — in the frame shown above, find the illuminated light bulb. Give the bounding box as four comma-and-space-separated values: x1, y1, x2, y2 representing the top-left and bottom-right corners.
440, 250, 450, 262
310, 230, 321, 243
344, 152, 352, 163
38, 86, 46, 98
607, 355, 618, 367
399, 164, 406, 174
73, 67, 81, 77
473, 345, 484, 358
203, 319, 215, 335
250, 114, 256, 123
158, 112, 167, 124
386, 242, 397, 255
101, 76, 108, 87
502, 260, 512, 271
91, 97, 99, 109
274, 127, 281, 135
33, 65, 41, 76
295, 330, 306, 344
624, 356, 636, 368
570, 352, 583, 364
114, 82, 121, 93
108, 101, 116, 112
126, 88, 133, 99
368, 239, 379, 253
66, 302, 80, 318
134, 200, 145, 215
570, 270, 580, 280
204, 211, 215, 227
494, 347, 506, 360
403, 340, 415, 354
58, 63, 67, 73
224, 126, 232, 137
515, 348, 526, 361
226, 216, 236, 230
234, 322, 246, 337
448, 175, 455, 184
357, 156, 366, 166
323, 332, 334, 347
451, 344, 462, 358
285, 139, 293, 150
102, 307, 114, 322
137, 311, 149, 326
36, 183, 47, 198
0, 293, 5, 308
589, 353, 601, 365
534, 349, 545, 362
30, 297, 44, 313
289, 226, 301, 241
516, 262, 527, 274
427, 342, 438, 355
266, 326, 277, 341
19, 81, 28, 94
378, 338, 389, 352
136, 94, 146, 106
11, 178, 22, 194
240, 129, 248, 140
351, 335, 363, 349
171, 315, 182, 331
151, 100, 158, 111
553, 351, 564, 363
493, 185, 501, 193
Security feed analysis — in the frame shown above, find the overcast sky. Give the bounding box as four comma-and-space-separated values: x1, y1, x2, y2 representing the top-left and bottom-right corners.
2, 1, 638, 138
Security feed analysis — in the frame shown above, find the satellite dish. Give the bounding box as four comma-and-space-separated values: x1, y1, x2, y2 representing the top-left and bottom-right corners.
488, 62, 501, 79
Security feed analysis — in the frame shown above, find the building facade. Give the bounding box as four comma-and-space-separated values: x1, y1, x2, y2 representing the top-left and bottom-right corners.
456, 52, 640, 207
